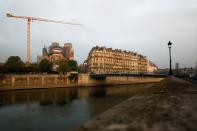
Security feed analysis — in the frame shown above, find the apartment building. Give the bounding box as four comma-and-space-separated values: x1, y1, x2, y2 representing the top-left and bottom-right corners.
86, 46, 157, 74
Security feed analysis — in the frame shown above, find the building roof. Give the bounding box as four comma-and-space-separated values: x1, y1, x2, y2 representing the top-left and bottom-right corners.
90, 46, 146, 58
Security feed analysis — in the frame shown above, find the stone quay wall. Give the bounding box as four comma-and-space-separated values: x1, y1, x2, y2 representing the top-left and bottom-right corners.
0, 75, 70, 90
78, 74, 164, 86
0, 74, 164, 90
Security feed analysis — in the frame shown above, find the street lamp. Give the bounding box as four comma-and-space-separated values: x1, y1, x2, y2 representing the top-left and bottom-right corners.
168, 41, 173, 75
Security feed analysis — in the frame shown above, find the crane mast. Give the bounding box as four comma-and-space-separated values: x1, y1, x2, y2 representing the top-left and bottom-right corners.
27, 19, 30, 64
6, 13, 81, 65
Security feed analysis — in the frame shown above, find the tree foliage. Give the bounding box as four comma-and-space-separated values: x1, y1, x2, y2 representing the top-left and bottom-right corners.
5, 56, 24, 66
67, 60, 78, 71
4, 56, 24, 73
57, 61, 70, 74
57, 60, 78, 74
39, 59, 53, 72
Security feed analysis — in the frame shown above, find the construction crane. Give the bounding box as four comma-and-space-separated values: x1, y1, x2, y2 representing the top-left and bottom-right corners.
6, 13, 82, 65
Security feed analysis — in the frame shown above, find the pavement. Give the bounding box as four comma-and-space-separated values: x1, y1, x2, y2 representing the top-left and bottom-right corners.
179, 77, 197, 85
73, 76, 197, 131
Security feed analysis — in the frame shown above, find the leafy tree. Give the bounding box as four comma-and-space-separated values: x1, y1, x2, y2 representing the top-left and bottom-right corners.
57, 61, 70, 74
30, 63, 38, 68
5, 56, 24, 66
4, 56, 24, 73
70, 66, 78, 71
67, 60, 78, 71
39, 59, 53, 72
0, 65, 6, 74
57, 60, 78, 74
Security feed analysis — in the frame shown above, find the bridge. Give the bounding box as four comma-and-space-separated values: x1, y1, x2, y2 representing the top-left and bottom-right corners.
90, 73, 167, 79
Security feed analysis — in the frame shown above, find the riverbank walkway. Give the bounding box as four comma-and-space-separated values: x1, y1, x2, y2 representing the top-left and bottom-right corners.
74, 76, 197, 131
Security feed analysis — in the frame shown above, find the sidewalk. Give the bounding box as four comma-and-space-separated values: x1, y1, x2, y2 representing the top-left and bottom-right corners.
74, 77, 197, 131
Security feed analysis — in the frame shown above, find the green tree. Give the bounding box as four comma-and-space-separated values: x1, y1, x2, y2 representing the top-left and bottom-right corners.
67, 60, 78, 71
39, 59, 53, 72
5, 56, 24, 66
5, 56, 24, 73
30, 63, 38, 68
57, 61, 70, 74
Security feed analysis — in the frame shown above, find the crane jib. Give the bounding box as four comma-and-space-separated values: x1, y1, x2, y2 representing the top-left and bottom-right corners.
6, 13, 82, 64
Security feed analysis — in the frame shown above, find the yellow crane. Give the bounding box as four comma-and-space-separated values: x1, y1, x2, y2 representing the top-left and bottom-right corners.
6, 13, 82, 65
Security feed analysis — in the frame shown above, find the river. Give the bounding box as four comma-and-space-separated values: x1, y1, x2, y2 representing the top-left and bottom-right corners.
0, 84, 153, 131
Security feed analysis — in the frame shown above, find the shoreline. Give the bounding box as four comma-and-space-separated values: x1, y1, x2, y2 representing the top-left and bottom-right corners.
0, 74, 165, 91
0, 81, 161, 91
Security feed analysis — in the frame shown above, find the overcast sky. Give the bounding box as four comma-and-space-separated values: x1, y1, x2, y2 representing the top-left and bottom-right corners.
0, 0, 197, 68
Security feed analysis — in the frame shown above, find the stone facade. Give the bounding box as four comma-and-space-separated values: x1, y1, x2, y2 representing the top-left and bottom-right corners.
64, 43, 74, 60
41, 42, 74, 63
0, 74, 164, 90
147, 60, 158, 73
79, 60, 88, 73
86, 46, 157, 74
39, 42, 74, 71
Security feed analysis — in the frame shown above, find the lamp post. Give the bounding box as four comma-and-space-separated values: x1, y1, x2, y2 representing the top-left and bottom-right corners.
168, 41, 173, 75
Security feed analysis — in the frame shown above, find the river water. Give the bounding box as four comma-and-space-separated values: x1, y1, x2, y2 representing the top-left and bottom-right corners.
0, 84, 153, 131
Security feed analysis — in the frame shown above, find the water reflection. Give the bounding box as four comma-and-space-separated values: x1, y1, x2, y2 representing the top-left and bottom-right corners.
0, 84, 154, 131
0, 88, 78, 107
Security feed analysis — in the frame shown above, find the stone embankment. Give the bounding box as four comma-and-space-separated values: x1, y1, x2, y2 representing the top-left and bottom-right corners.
74, 77, 197, 131
0, 74, 164, 90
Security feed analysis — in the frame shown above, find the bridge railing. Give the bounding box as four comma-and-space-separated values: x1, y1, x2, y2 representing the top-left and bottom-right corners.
90, 73, 167, 78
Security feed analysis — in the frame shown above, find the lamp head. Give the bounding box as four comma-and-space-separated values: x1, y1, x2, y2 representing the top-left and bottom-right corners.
168, 41, 172, 48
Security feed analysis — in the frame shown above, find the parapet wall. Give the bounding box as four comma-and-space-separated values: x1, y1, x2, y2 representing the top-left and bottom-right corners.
0, 74, 164, 90
0, 75, 70, 90
78, 74, 164, 86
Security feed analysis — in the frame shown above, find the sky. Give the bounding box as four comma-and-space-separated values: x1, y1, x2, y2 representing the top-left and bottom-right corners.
0, 0, 197, 68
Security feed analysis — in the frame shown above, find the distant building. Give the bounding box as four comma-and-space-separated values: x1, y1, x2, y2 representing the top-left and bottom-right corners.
37, 55, 42, 64
86, 46, 158, 74
79, 60, 88, 73
157, 68, 169, 74
175, 63, 179, 76
147, 60, 158, 73
177, 67, 194, 76
42, 46, 48, 60
64, 43, 74, 60
48, 42, 64, 62
40, 42, 75, 71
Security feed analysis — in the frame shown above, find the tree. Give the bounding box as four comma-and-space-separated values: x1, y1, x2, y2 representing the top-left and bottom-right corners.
4, 56, 24, 73
57, 61, 70, 74
5, 56, 24, 66
39, 59, 53, 72
67, 60, 78, 71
